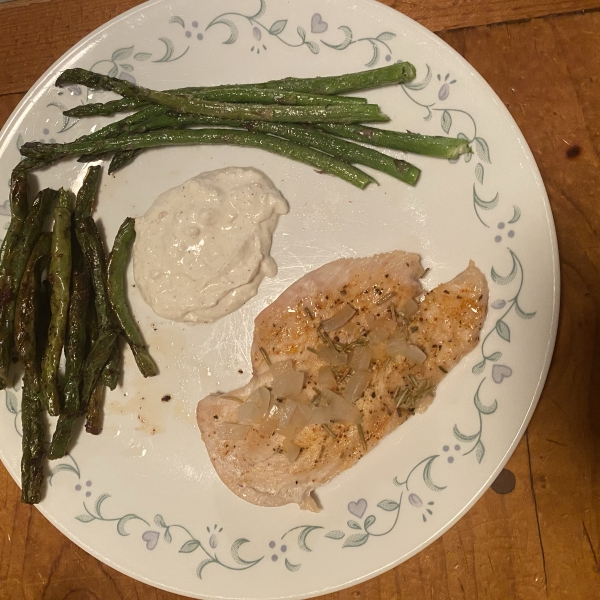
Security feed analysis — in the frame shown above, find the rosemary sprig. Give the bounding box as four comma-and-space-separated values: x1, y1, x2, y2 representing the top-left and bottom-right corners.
311, 387, 322, 405
341, 337, 369, 352
357, 423, 367, 451
317, 326, 339, 351
376, 292, 395, 306
332, 366, 353, 384
322, 423, 337, 439
259, 347, 272, 366
394, 376, 436, 412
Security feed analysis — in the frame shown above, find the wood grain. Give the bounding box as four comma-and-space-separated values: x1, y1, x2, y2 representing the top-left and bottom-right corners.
1, 1, 600, 599
438, 15, 600, 598
2, 0, 600, 94
0, 0, 146, 95
387, 0, 600, 30
0, 93, 24, 126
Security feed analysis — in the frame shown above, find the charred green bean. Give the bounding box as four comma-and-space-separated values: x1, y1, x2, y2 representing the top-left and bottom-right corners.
47, 267, 91, 459
0, 188, 58, 389
40, 189, 73, 416
107, 218, 157, 378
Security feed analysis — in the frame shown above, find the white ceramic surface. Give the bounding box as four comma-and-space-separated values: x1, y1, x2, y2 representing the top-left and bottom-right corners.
0, 1, 559, 598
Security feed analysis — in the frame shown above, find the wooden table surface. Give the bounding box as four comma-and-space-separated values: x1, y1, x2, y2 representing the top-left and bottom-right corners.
0, 0, 598, 599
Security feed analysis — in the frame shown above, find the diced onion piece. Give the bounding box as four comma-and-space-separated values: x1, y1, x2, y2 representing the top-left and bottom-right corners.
368, 326, 390, 345
322, 388, 362, 424
317, 366, 337, 389
257, 417, 278, 438
399, 298, 419, 318
386, 335, 427, 364
383, 318, 397, 333
282, 439, 301, 462
216, 423, 251, 440
277, 399, 298, 429
348, 345, 372, 371
403, 345, 427, 364
275, 423, 299, 440
270, 359, 294, 377
271, 370, 304, 399
237, 402, 263, 424
247, 386, 270, 408
293, 390, 311, 406
278, 399, 307, 439
343, 370, 371, 403
315, 344, 347, 366
291, 403, 311, 429
309, 406, 333, 425
364, 313, 377, 330
321, 303, 357, 332
278, 421, 300, 441
257, 402, 281, 437
342, 320, 360, 338
244, 386, 270, 421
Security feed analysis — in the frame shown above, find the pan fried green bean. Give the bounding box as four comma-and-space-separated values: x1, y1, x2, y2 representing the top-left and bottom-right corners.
107, 218, 158, 378
0, 188, 58, 390
48, 267, 91, 459
40, 189, 73, 416
15, 234, 52, 504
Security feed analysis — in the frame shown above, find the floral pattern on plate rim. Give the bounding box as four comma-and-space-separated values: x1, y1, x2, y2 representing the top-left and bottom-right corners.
1, 0, 538, 581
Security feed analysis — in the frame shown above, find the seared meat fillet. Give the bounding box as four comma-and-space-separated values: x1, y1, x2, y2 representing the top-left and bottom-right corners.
197, 252, 488, 509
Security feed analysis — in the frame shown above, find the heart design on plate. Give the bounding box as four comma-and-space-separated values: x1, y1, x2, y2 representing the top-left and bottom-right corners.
142, 530, 159, 550
492, 364, 513, 384
311, 13, 328, 34
348, 498, 367, 518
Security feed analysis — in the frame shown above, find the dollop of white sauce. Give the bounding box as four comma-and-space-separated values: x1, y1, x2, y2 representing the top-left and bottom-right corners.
133, 167, 288, 323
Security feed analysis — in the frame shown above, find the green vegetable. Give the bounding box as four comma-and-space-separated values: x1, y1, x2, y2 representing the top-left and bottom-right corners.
75, 165, 101, 220
107, 218, 158, 378
75, 217, 112, 331
80, 327, 118, 423
85, 109, 241, 171
59, 62, 416, 117
85, 113, 419, 183
0, 188, 58, 389
100, 344, 121, 390
0, 169, 29, 266
75, 217, 119, 415
48, 166, 105, 456
65, 97, 151, 118
316, 124, 472, 159
20, 374, 46, 504
246, 122, 421, 185
55, 70, 389, 124
40, 189, 73, 416
85, 382, 106, 435
47, 267, 91, 459
21, 130, 376, 189
14, 234, 52, 504
14, 234, 51, 373
107, 148, 144, 174
155, 87, 368, 107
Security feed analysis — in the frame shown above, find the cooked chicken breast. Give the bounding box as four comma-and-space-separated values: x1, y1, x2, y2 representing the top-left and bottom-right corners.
197, 252, 488, 510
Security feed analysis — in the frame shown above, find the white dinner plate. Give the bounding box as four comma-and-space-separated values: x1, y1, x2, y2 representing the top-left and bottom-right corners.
0, 0, 559, 598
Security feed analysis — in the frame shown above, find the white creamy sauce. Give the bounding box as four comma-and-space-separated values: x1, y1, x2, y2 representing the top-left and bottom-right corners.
133, 167, 288, 323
